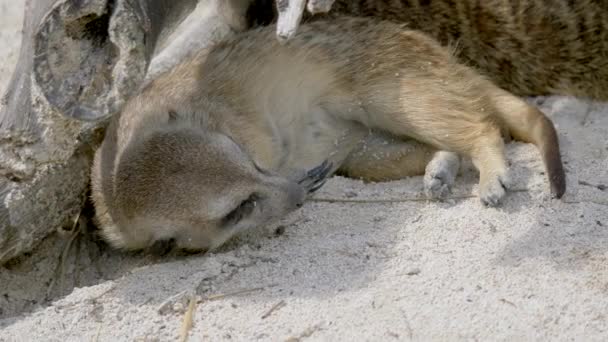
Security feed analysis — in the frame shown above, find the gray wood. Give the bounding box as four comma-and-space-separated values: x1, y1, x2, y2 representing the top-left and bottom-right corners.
0, 0, 333, 264
0, 0, 202, 263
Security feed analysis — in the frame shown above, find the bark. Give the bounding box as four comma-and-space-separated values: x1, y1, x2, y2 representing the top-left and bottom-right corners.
0, 0, 232, 264
0, 0, 330, 264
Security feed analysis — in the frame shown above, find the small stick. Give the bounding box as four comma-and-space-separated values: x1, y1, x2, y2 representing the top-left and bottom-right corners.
158, 290, 189, 315
46, 214, 83, 300
310, 188, 531, 204
94, 323, 102, 342
310, 196, 461, 204
578, 180, 607, 191
261, 300, 286, 319
563, 199, 608, 206
200, 285, 274, 303
500, 298, 517, 307
179, 296, 197, 342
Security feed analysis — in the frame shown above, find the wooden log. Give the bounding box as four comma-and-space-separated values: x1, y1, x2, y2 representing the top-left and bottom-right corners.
0, 0, 333, 264
0, 0, 227, 264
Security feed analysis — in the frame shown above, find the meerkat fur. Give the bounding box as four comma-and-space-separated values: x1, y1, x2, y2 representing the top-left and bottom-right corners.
299, 0, 608, 101
92, 17, 566, 253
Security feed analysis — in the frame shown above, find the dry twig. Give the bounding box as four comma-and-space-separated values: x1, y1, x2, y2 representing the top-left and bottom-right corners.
179, 296, 197, 342
261, 300, 286, 319
46, 210, 84, 300
200, 285, 271, 302
310, 188, 530, 204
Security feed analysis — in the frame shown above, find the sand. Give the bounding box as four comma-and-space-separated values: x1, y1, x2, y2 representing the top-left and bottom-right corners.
1, 0, 607, 341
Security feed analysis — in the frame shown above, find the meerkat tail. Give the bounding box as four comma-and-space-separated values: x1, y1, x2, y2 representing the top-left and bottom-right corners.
489, 90, 566, 198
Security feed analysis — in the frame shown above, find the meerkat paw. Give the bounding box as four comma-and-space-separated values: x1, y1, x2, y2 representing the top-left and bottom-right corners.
423, 151, 460, 199
479, 171, 512, 207
276, 0, 337, 41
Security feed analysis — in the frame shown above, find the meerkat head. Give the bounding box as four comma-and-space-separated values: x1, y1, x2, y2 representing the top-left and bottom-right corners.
107, 127, 330, 254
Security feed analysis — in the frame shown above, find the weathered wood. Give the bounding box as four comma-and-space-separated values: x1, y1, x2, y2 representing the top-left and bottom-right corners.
0, 0, 331, 264
0, 0, 229, 264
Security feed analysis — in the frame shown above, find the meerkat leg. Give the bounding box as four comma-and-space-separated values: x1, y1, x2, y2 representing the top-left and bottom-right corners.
327, 97, 511, 204
344, 107, 511, 206
423, 151, 461, 199
338, 132, 461, 198
467, 128, 511, 206
339, 135, 433, 181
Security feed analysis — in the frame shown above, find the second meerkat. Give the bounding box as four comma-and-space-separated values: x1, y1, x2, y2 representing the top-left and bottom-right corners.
92, 17, 565, 252
247, 0, 608, 101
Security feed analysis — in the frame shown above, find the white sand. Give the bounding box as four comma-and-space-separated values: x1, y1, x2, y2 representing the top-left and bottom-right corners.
1, 0, 607, 341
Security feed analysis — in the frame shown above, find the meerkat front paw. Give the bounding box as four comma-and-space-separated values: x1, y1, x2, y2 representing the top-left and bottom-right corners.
479, 171, 512, 207
276, 0, 336, 41
423, 151, 460, 199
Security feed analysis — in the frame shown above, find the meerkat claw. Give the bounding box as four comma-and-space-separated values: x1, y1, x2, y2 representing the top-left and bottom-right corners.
306, 160, 332, 179
298, 160, 333, 193
308, 177, 329, 193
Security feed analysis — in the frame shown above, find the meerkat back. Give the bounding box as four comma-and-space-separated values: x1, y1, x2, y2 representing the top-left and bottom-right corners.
279, 0, 608, 101
189, 17, 565, 203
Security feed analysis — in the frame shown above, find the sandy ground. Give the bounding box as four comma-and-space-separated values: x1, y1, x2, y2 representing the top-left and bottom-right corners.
1, 0, 607, 341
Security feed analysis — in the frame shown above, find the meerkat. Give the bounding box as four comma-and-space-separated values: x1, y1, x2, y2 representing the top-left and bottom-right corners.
91, 17, 565, 253
245, 0, 608, 101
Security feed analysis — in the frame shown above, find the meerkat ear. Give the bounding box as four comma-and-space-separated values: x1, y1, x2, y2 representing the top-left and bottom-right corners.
168, 110, 179, 122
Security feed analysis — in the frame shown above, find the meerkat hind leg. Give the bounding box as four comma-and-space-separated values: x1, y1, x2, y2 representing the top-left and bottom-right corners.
339, 134, 433, 181
353, 106, 511, 206
339, 132, 461, 199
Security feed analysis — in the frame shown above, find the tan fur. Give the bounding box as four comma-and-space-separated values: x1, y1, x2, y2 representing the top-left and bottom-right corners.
332, 0, 608, 100
92, 17, 565, 252
245, 0, 608, 101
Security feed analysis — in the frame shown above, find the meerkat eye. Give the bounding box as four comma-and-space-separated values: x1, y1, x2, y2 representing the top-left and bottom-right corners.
253, 161, 271, 175
168, 110, 179, 122
222, 193, 259, 226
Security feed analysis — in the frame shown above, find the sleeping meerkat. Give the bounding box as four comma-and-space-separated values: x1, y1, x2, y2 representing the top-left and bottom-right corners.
91, 17, 565, 253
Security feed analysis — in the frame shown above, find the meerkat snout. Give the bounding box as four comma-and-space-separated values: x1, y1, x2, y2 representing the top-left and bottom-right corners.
102, 127, 328, 253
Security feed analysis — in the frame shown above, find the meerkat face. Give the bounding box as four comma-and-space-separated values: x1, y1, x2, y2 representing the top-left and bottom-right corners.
111, 128, 331, 254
